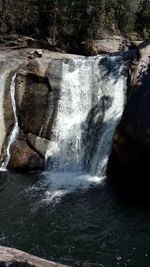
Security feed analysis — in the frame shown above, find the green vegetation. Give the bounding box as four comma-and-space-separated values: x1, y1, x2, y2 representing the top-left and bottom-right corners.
136, 0, 150, 38
0, 0, 149, 49
0, 0, 38, 34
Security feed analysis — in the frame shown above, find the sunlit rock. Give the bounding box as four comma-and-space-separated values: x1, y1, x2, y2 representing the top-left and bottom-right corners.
0, 246, 68, 267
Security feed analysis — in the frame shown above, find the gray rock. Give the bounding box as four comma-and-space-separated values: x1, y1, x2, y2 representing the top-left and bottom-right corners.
28, 133, 54, 156
0, 246, 68, 267
46, 59, 63, 90
90, 36, 135, 55
28, 49, 43, 59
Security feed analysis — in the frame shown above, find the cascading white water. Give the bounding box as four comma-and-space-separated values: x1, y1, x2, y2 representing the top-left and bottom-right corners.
0, 71, 8, 156
89, 57, 126, 176
40, 55, 127, 200
46, 56, 126, 175
0, 74, 19, 170
46, 58, 93, 172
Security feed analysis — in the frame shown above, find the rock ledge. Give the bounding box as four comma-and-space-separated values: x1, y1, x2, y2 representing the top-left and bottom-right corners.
0, 246, 68, 267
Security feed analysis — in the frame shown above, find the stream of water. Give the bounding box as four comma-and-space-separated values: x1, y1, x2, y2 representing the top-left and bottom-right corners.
0, 73, 19, 171
0, 171, 150, 267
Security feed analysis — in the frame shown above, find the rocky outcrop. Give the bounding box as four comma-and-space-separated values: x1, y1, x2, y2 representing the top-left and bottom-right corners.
0, 49, 84, 170
0, 34, 137, 56
108, 40, 150, 191
89, 36, 136, 55
0, 246, 68, 267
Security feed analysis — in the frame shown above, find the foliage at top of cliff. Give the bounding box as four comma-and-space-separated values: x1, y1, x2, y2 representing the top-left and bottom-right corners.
0, 0, 149, 46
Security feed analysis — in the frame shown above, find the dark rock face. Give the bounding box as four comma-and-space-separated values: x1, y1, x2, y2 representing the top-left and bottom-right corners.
16, 73, 51, 138
113, 40, 150, 160
0, 262, 34, 267
15, 56, 65, 143
108, 40, 150, 195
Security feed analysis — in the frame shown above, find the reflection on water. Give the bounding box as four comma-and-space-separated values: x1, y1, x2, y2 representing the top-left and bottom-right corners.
0, 171, 150, 267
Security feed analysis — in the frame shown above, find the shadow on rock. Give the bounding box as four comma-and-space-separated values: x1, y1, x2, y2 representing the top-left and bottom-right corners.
107, 147, 150, 206
0, 262, 35, 267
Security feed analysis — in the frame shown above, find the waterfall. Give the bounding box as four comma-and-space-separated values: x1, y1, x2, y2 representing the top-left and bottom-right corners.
89, 57, 126, 177
46, 58, 93, 172
42, 55, 127, 197
0, 54, 128, 199
0, 71, 8, 156
1, 74, 19, 170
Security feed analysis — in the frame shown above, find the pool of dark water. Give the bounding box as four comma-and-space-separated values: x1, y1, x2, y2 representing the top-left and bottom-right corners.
0, 171, 150, 267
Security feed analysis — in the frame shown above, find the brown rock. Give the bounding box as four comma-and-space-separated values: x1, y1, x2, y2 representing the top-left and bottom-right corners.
15, 71, 54, 140
7, 139, 44, 171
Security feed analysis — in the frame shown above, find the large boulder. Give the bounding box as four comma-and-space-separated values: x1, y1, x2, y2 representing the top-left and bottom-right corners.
28, 133, 54, 157
107, 40, 150, 197
7, 139, 44, 171
88, 36, 136, 55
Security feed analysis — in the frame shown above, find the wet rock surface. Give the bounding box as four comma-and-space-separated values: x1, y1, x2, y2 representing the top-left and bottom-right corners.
0, 50, 29, 164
